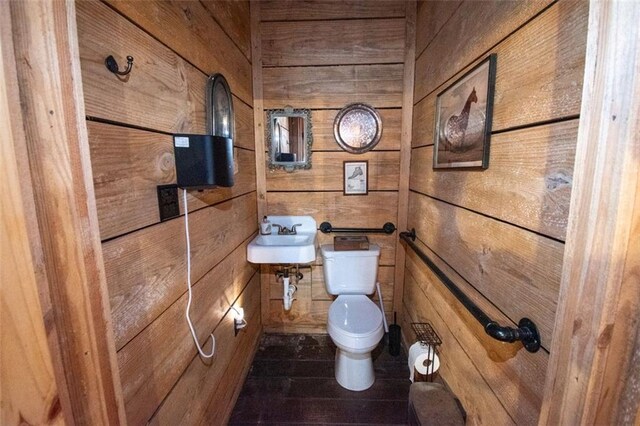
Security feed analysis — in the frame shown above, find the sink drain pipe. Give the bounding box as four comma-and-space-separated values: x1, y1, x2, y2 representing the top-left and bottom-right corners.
283, 275, 297, 311
277, 266, 300, 311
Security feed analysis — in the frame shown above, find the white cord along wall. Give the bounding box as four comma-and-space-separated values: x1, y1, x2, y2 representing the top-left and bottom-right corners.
183, 189, 215, 358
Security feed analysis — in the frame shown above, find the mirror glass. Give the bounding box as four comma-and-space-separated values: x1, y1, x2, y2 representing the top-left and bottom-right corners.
207, 74, 234, 138
267, 108, 312, 172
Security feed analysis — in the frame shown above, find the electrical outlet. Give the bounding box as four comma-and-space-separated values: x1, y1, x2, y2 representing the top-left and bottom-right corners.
157, 184, 179, 222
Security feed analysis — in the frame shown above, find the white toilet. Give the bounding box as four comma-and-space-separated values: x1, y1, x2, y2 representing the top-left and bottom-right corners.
321, 244, 384, 391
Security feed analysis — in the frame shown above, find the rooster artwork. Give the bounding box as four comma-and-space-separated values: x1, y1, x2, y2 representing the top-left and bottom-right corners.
433, 54, 496, 169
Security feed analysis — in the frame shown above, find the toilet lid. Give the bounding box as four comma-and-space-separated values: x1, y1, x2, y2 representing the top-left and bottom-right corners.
328, 295, 383, 336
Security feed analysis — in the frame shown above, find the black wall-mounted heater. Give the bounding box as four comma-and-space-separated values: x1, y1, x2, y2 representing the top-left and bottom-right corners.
173, 134, 234, 189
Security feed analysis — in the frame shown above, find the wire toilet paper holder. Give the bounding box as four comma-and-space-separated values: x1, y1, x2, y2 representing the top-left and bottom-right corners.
411, 322, 442, 382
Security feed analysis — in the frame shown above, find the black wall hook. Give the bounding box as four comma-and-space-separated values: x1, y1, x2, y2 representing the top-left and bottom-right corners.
105, 55, 134, 76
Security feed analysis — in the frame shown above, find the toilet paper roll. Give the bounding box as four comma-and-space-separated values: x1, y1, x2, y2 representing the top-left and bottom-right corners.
408, 342, 440, 382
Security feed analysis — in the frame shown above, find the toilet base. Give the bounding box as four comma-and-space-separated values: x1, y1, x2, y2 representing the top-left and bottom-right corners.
334, 348, 375, 391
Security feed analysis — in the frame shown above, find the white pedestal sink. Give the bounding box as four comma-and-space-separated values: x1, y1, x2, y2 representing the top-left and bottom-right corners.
247, 215, 317, 264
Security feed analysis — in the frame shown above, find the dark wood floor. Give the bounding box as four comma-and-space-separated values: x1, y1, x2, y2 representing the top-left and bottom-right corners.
229, 333, 411, 425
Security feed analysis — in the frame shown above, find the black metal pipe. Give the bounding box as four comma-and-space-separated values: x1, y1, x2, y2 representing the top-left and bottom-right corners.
399, 229, 541, 353
319, 221, 396, 234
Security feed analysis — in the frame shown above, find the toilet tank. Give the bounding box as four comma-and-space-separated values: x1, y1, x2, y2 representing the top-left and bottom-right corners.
321, 244, 380, 295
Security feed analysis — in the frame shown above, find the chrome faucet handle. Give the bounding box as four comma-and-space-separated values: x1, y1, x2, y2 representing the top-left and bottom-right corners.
290, 224, 303, 235
273, 224, 285, 234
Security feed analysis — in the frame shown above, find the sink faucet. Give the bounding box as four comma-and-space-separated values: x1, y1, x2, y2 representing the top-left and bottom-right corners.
273, 223, 302, 235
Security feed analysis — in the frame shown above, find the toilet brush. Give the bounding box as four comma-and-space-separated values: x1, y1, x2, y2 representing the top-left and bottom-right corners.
389, 312, 401, 356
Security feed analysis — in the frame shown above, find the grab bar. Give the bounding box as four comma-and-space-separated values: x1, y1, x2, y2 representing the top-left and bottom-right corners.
400, 229, 541, 353
319, 221, 396, 234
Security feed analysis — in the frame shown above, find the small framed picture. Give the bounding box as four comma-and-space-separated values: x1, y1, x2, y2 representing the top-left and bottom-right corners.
433, 53, 497, 169
343, 161, 368, 195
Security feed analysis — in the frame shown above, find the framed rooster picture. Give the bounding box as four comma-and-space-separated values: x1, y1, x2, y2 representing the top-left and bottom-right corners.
433, 54, 497, 169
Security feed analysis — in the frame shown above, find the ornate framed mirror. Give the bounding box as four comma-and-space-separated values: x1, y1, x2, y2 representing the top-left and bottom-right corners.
266, 107, 313, 172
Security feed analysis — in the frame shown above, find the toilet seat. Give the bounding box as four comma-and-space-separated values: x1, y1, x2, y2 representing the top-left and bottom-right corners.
328, 295, 384, 352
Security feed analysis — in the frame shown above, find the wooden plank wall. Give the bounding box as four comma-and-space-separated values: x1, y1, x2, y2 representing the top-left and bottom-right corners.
75, 1, 259, 424
1, 6, 65, 421
404, 1, 588, 424
7, 0, 128, 423
259, 0, 407, 332
539, 1, 640, 423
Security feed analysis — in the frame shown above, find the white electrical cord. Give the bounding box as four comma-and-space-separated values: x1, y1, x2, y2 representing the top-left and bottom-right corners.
183, 189, 215, 358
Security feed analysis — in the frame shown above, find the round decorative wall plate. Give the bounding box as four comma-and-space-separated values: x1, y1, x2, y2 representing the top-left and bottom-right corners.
333, 103, 382, 154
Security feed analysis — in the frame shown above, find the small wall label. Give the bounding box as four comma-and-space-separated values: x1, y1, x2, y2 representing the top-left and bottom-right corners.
174, 136, 190, 148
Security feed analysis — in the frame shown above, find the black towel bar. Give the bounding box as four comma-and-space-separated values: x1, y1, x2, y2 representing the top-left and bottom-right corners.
319, 221, 396, 234
400, 229, 541, 353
